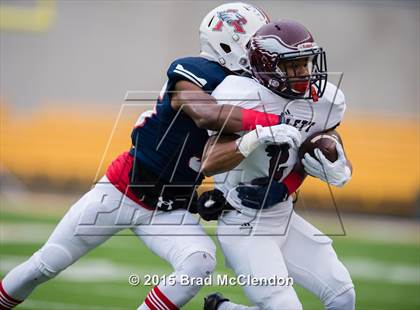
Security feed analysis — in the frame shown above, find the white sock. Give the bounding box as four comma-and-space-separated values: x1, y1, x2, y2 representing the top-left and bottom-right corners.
138, 285, 180, 310
138, 252, 216, 309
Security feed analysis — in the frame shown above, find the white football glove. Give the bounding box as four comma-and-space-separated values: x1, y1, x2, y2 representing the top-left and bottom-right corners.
256, 124, 301, 148
237, 124, 301, 157
301, 142, 351, 187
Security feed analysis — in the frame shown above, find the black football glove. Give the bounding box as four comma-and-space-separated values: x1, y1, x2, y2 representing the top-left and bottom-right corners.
236, 177, 289, 209
197, 189, 228, 221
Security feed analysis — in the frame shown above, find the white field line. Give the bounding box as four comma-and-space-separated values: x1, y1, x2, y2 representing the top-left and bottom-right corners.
3, 208, 420, 246
343, 257, 420, 285
292, 211, 420, 245
0, 256, 167, 282
0, 223, 136, 246
0, 255, 418, 285
0, 223, 55, 243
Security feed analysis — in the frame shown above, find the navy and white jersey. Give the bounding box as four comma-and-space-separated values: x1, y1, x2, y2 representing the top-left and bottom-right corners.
130, 57, 230, 185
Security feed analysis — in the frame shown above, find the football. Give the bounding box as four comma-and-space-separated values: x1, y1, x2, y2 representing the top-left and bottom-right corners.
298, 130, 342, 163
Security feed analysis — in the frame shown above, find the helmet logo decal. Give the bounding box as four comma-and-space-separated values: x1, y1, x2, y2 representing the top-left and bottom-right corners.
252, 35, 290, 57
212, 9, 247, 33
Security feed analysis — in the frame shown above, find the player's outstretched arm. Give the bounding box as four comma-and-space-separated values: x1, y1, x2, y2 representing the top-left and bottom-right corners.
171, 81, 283, 133
201, 134, 244, 176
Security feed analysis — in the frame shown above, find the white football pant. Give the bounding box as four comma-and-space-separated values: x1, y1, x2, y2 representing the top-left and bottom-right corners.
1, 176, 216, 309
217, 204, 354, 310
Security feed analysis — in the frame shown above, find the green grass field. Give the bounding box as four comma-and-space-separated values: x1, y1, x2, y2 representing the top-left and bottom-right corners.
1, 207, 419, 310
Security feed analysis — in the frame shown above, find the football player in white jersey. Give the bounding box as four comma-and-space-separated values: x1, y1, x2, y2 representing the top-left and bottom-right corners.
200, 20, 355, 310
0, 4, 300, 310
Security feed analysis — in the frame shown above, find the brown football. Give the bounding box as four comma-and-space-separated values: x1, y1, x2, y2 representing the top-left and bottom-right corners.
298, 130, 342, 163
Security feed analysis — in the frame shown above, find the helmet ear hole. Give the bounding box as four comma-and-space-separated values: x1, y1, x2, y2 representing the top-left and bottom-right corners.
220, 43, 231, 54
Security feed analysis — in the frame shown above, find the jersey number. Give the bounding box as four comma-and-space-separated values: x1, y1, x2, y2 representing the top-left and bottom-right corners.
266, 144, 290, 181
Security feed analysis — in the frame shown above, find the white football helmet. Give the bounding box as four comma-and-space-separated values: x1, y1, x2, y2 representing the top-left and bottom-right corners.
199, 2, 270, 72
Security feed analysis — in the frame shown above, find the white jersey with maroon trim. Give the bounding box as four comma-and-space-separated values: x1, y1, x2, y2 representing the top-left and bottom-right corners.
210, 75, 346, 210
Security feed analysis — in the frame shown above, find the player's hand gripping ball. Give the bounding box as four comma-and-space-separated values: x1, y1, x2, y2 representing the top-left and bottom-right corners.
299, 130, 351, 187
298, 130, 340, 162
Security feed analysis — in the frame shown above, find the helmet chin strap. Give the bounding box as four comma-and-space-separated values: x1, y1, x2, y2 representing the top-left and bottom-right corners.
311, 86, 319, 102
238, 56, 251, 73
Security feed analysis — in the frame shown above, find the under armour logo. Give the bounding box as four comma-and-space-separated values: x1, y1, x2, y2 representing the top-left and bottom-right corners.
157, 196, 173, 210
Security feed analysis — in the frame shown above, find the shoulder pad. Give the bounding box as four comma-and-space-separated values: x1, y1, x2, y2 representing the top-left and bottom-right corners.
319, 82, 346, 129
167, 57, 210, 88
322, 82, 345, 106
211, 75, 261, 107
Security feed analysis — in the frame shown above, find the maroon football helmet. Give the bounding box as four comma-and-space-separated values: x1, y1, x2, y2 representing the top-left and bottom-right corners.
248, 20, 327, 100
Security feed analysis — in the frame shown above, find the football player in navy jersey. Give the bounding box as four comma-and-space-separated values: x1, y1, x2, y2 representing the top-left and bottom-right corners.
0, 3, 304, 310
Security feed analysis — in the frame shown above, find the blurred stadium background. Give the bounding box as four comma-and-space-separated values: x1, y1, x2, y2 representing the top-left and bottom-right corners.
0, 1, 419, 309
